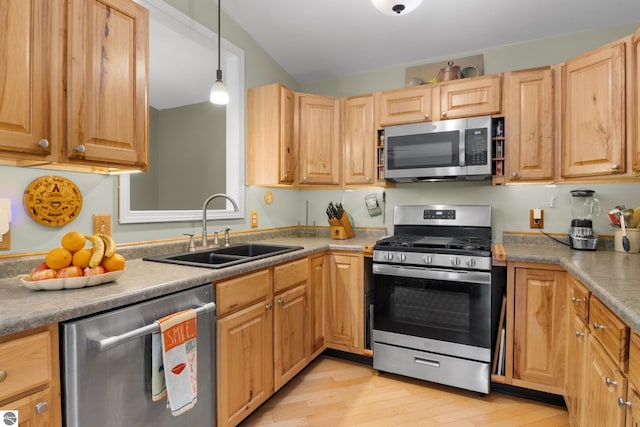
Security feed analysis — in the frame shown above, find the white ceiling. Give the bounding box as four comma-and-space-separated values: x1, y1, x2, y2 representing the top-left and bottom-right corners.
220, 0, 640, 84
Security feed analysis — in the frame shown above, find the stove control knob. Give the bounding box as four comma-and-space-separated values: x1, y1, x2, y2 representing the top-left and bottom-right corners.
399, 254, 406, 262
466, 258, 476, 267
385, 252, 394, 261
450, 257, 461, 266
423, 255, 433, 264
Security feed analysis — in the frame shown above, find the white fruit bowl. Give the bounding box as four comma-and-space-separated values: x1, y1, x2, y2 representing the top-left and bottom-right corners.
19, 270, 125, 291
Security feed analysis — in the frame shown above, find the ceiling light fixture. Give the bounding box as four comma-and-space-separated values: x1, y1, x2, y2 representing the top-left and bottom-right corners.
210, 0, 229, 105
371, 0, 423, 16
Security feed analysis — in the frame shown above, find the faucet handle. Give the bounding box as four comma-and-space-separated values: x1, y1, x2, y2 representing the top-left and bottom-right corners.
224, 226, 231, 247
183, 233, 196, 252
211, 232, 220, 248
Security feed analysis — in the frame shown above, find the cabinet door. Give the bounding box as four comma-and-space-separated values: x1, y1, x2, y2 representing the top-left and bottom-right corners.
247, 83, 295, 185
565, 314, 589, 427
513, 268, 567, 394
627, 383, 640, 427
274, 284, 309, 391
67, 0, 148, 169
377, 86, 432, 126
560, 40, 626, 178
326, 253, 363, 352
297, 94, 341, 185
0, 0, 59, 161
0, 388, 55, 427
438, 74, 502, 120
217, 299, 273, 427
632, 28, 640, 173
586, 335, 627, 427
343, 95, 375, 185
309, 254, 327, 355
505, 68, 555, 182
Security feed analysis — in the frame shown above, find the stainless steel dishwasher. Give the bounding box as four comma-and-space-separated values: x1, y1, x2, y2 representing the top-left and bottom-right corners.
61, 284, 215, 427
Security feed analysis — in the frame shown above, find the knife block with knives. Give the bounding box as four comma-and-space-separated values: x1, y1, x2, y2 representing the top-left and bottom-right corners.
326, 202, 355, 239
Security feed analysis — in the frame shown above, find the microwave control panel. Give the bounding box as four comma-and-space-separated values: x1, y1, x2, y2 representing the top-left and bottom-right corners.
466, 128, 488, 166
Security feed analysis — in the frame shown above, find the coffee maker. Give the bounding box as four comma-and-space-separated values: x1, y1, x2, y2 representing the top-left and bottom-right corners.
569, 189, 600, 250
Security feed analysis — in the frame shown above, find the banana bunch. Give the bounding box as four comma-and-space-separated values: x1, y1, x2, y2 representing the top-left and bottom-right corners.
86, 234, 117, 267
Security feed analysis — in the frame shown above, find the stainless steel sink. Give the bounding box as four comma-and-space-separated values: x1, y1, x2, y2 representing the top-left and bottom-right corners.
143, 243, 304, 269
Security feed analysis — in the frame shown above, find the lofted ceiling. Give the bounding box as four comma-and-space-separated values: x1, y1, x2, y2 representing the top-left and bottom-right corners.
220, 0, 640, 83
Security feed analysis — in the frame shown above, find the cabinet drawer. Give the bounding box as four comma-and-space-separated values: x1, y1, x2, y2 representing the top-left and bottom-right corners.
629, 332, 640, 386
589, 296, 629, 371
0, 331, 51, 403
274, 258, 308, 293
216, 269, 272, 317
568, 275, 589, 324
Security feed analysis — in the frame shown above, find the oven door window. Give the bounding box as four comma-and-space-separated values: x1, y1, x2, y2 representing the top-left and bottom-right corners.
373, 273, 491, 349
387, 130, 460, 170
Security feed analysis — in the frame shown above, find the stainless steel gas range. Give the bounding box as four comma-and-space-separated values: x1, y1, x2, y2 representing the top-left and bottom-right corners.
372, 204, 504, 394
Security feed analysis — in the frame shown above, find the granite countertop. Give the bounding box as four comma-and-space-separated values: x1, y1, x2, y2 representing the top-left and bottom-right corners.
0, 234, 379, 337
504, 243, 640, 332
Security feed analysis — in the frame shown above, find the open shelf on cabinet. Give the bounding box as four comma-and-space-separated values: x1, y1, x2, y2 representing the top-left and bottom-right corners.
491, 116, 506, 185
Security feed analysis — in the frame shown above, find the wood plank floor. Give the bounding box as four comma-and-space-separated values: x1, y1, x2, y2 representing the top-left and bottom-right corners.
240, 356, 570, 427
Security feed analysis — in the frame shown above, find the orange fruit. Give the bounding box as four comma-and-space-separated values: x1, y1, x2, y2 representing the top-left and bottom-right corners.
61, 231, 86, 252
72, 248, 93, 268
45, 247, 72, 270
102, 253, 126, 271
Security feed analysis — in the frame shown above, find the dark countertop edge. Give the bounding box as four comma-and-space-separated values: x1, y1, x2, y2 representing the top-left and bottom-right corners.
0, 236, 375, 337
503, 243, 640, 333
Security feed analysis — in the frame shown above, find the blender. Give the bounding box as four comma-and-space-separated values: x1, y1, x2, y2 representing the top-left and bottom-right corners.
569, 189, 600, 250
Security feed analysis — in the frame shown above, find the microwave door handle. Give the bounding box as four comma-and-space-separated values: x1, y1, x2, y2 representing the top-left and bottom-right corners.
459, 129, 466, 166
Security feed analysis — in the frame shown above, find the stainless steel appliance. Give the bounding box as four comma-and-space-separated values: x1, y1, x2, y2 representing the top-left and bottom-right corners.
61, 285, 215, 427
569, 189, 600, 250
372, 205, 503, 394
383, 116, 492, 182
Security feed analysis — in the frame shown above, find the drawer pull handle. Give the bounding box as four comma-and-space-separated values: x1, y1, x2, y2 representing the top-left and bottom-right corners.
266, 304, 273, 311
35, 401, 49, 414
571, 297, 584, 303
0, 370, 6, 382
618, 397, 632, 407
593, 322, 606, 331
575, 331, 584, 337
414, 357, 440, 368
605, 377, 618, 387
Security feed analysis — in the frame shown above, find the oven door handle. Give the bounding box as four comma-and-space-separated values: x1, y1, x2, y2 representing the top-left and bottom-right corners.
372, 263, 491, 284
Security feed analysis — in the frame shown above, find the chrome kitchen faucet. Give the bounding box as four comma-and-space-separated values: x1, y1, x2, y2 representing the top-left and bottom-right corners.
201, 194, 239, 248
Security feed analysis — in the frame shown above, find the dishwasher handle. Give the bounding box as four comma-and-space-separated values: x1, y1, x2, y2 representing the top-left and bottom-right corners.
96, 302, 216, 352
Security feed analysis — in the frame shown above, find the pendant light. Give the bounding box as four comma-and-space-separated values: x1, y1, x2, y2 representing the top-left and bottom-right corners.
370, 0, 423, 16
210, 0, 229, 105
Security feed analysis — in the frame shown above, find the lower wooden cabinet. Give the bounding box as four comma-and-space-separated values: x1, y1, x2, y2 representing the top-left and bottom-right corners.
309, 253, 328, 356
0, 324, 60, 427
565, 314, 589, 427
586, 335, 627, 427
512, 265, 567, 394
325, 252, 363, 352
274, 284, 309, 390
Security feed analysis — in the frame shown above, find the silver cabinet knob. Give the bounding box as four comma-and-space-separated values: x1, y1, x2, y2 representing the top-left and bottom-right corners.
511, 171, 518, 177
611, 164, 620, 170
365, 176, 371, 182
301, 176, 306, 182
442, 111, 447, 117
575, 331, 584, 337
0, 370, 6, 382
593, 322, 606, 330
424, 113, 429, 119
265, 304, 272, 311
38, 139, 49, 148
605, 377, 618, 387
277, 298, 284, 305
571, 297, 584, 303
618, 397, 632, 407
75, 144, 86, 153
35, 401, 49, 414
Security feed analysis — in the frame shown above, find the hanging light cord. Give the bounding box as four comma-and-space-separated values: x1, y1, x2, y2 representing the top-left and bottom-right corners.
217, 0, 222, 80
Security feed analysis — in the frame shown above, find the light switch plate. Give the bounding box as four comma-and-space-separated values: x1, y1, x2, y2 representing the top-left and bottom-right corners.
93, 213, 112, 236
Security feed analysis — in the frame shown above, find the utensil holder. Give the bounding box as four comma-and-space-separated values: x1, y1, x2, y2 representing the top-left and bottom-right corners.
329, 211, 354, 240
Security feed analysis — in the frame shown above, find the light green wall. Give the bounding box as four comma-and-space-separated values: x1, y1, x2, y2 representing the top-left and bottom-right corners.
0, 3, 638, 255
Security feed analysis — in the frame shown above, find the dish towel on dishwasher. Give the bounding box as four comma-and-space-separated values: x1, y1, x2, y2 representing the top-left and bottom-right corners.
151, 309, 198, 416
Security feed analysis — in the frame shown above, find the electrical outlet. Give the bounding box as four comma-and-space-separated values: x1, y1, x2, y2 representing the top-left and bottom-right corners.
529, 209, 544, 229
250, 210, 258, 228
93, 213, 112, 236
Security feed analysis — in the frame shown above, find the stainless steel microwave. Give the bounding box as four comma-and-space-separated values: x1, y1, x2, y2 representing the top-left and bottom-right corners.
384, 116, 492, 182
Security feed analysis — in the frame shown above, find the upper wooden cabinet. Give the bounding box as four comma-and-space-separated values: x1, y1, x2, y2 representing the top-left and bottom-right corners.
376, 85, 432, 126
297, 93, 341, 185
343, 95, 375, 185
559, 39, 627, 178
247, 83, 296, 186
632, 27, 640, 173
0, 0, 60, 165
504, 68, 555, 182
437, 74, 502, 120
0, 0, 149, 172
